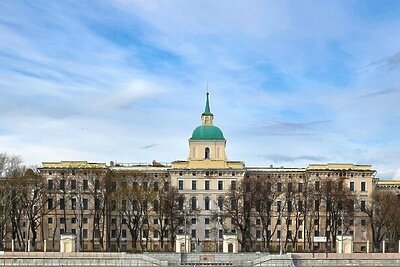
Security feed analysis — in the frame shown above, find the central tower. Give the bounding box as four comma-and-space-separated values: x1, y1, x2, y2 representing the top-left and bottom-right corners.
188, 92, 228, 168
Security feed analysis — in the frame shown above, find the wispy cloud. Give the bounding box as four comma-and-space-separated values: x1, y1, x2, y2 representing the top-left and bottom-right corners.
139, 144, 159, 150
261, 154, 327, 163
360, 89, 398, 99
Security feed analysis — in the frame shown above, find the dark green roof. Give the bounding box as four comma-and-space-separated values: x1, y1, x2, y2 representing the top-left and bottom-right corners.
191, 125, 225, 140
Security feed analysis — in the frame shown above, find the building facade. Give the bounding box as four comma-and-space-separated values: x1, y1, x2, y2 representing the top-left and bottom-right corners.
4, 93, 381, 253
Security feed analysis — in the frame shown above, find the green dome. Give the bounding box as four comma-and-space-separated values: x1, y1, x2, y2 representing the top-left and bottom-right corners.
191, 125, 225, 140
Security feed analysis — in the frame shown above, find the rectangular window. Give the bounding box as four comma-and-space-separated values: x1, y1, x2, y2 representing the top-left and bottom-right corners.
298, 231, 303, 239
361, 200, 366, 212
287, 183, 292, 192
122, 229, 127, 238
71, 217, 76, 224
205, 180, 210, 190
83, 179, 88, 190
71, 198, 76, 210
361, 219, 366, 226
256, 218, 261, 225
218, 181, 223, 190
153, 230, 159, 239
277, 230, 281, 239
154, 182, 159, 191
94, 179, 100, 190
205, 197, 210, 210
83, 229, 88, 239
71, 180, 77, 190
48, 179, 53, 190
60, 229, 65, 235
256, 230, 261, 239
60, 198, 65, 209
350, 181, 355, 192
60, 180, 65, 190
192, 180, 197, 190
178, 180, 184, 190
191, 229, 196, 238
231, 180, 236, 190
83, 217, 88, 224
314, 219, 319, 225
361, 182, 366, 192
205, 229, 210, 238
83, 198, 89, 210
48, 198, 53, 210
205, 218, 210, 224
60, 217, 65, 224
315, 181, 320, 191
111, 229, 117, 238
48, 217, 53, 224
314, 200, 319, 212
277, 182, 282, 192
191, 217, 197, 224
298, 183, 303, 192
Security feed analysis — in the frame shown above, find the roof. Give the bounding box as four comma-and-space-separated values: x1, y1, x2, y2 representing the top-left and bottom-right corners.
190, 125, 225, 140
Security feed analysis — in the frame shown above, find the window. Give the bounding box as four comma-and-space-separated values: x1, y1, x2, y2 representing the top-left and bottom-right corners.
361, 219, 366, 226
48, 217, 53, 224
298, 183, 303, 192
314, 219, 319, 225
205, 197, 210, 210
154, 182, 159, 191
83, 179, 88, 190
71, 217, 76, 224
143, 182, 148, 189
231, 180, 236, 190
277, 182, 282, 192
94, 179, 100, 190
277, 230, 281, 239
315, 181, 320, 191
83, 217, 88, 224
350, 181, 355, 192
205, 218, 210, 224
205, 229, 210, 238
164, 181, 170, 191
71, 198, 76, 210
191, 229, 196, 238
277, 218, 281, 225
287, 201, 292, 212
191, 197, 197, 210
361, 200, 366, 212
60, 198, 65, 209
256, 230, 261, 239
48, 179, 53, 190
218, 181, 223, 190
191, 217, 197, 224
361, 182, 366, 192
60, 217, 65, 224
83, 198, 88, 210
121, 229, 127, 238
48, 198, 53, 210
192, 180, 197, 190
153, 219, 158, 224
83, 229, 88, 238
205, 147, 210, 159
71, 180, 76, 190
205, 180, 210, 190
287, 183, 292, 192
219, 229, 223, 238
60, 180, 65, 190
314, 200, 319, 212
256, 218, 261, 225
111, 229, 117, 238
298, 200, 303, 212
218, 196, 223, 210
178, 180, 184, 190
178, 196, 184, 210
60, 229, 65, 235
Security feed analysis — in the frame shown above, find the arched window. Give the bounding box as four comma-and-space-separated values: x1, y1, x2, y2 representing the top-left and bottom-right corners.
205, 197, 210, 210
205, 147, 210, 159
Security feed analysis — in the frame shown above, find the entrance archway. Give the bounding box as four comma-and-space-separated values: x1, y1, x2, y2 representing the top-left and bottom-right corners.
228, 243, 233, 253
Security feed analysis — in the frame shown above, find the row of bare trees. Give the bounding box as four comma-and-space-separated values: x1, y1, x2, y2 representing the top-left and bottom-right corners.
220, 175, 357, 252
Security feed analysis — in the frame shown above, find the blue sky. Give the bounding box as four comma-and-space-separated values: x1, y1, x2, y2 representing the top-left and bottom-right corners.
0, 1, 399, 179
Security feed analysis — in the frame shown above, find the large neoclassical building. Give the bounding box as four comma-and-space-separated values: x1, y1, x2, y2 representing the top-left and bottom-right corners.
33, 93, 378, 253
